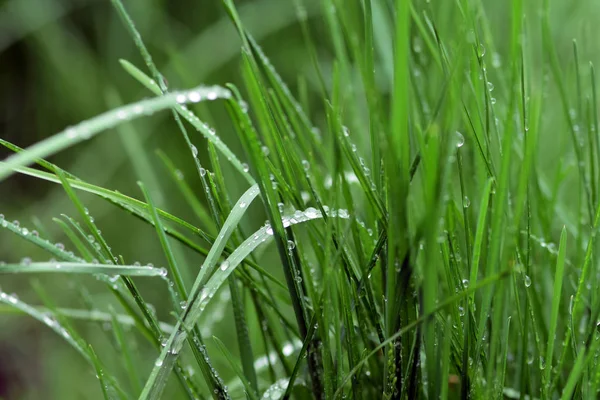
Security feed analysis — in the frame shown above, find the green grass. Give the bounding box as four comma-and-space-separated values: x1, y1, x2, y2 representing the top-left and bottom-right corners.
1, 0, 600, 398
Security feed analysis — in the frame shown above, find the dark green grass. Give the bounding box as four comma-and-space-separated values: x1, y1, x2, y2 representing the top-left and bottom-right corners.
1, 0, 600, 399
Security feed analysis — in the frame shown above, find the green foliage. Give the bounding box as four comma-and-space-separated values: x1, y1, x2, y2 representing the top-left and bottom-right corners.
1, 0, 600, 399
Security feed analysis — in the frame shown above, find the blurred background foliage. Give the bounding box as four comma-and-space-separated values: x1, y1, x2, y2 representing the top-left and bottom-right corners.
0, 0, 599, 398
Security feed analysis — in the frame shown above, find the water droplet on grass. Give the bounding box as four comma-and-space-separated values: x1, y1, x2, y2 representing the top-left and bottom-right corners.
220, 261, 229, 271
463, 196, 471, 208
191, 145, 198, 158
305, 207, 319, 218
188, 91, 201, 103
524, 275, 532, 287
456, 131, 465, 148
478, 43, 486, 58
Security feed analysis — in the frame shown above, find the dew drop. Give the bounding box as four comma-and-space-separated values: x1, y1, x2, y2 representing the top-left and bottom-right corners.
463, 196, 471, 208
239, 201, 247, 209
302, 160, 310, 171
478, 43, 486, 58
287, 240, 296, 251
191, 145, 198, 158
242, 163, 250, 173
337, 209, 350, 219
220, 261, 229, 271
21, 257, 32, 266
188, 91, 201, 103
199, 168, 206, 177
207, 91, 218, 101
524, 275, 532, 287
455, 131, 465, 148
305, 207, 319, 218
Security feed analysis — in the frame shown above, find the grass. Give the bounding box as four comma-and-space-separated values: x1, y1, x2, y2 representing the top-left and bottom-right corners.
1, 0, 600, 398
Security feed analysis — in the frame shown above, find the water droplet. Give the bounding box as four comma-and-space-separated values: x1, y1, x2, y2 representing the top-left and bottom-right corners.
242, 163, 250, 173
155, 359, 164, 367
176, 94, 186, 103
21, 228, 29, 236
220, 261, 229, 271
21, 257, 32, 266
491, 97, 496, 105
191, 145, 198, 158
524, 275, 532, 287
261, 145, 270, 156
463, 196, 471, 208
66, 128, 77, 139
159, 268, 168, 277
287, 240, 296, 251
180, 301, 188, 309
305, 207, 319, 218
337, 209, 349, 218
455, 131, 465, 148
459, 306, 465, 316
239, 201, 247, 209
188, 91, 201, 103
478, 43, 486, 58
266, 226, 274, 235
487, 81, 494, 92
199, 168, 206, 177
462, 279, 470, 288
12, 220, 19, 227
207, 91, 218, 100
302, 160, 310, 171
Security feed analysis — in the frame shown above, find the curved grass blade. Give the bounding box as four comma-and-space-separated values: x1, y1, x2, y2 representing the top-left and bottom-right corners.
139, 184, 261, 399
0, 305, 175, 334
0, 86, 231, 183
5, 164, 286, 289
140, 206, 349, 399
0, 262, 166, 276
119, 58, 254, 185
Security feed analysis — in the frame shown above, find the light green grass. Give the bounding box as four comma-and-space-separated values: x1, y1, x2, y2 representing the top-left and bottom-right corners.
1, 0, 600, 399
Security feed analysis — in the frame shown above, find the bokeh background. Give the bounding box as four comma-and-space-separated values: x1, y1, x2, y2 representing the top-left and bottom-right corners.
0, 0, 599, 398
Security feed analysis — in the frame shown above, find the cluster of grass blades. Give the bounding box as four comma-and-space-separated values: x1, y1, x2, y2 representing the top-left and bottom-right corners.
2, 0, 600, 398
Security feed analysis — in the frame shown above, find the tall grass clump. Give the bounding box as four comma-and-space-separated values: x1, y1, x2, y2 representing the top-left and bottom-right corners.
1, 0, 600, 398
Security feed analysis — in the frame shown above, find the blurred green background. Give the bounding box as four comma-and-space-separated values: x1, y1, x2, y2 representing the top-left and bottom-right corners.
1, 0, 599, 398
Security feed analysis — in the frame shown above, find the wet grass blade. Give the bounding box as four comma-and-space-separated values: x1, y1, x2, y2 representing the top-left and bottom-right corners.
0, 86, 230, 183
